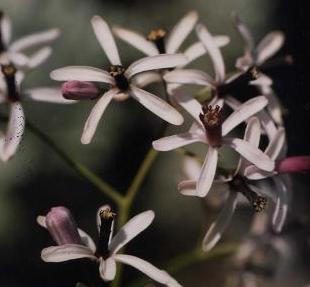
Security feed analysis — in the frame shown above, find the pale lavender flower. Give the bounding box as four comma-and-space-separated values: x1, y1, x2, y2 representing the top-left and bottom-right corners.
153, 96, 274, 198
38, 206, 181, 287
50, 15, 185, 145
0, 11, 60, 69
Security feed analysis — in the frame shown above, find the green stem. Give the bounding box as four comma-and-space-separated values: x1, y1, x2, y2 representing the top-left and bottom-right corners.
0, 114, 124, 205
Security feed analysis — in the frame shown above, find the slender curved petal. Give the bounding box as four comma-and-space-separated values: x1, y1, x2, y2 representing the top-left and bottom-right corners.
255, 31, 285, 65
222, 96, 268, 136
8, 52, 29, 66
0, 14, 11, 46
166, 11, 198, 54
202, 192, 238, 252
125, 54, 187, 79
109, 210, 155, 254
196, 24, 225, 82
78, 229, 97, 253
224, 138, 275, 171
112, 27, 158, 56
114, 254, 182, 287
51, 66, 114, 83
0, 102, 25, 162
24, 87, 76, 104
91, 16, 121, 65
178, 180, 197, 196
132, 72, 161, 88
10, 28, 60, 52
41, 244, 96, 262
26, 47, 52, 68
197, 147, 218, 197
265, 127, 285, 160
99, 257, 117, 281
243, 165, 272, 180
164, 69, 215, 88
81, 88, 119, 144
130, 85, 183, 125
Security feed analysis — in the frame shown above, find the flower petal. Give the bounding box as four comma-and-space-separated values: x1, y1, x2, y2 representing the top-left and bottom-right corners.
152, 132, 202, 151
50, 66, 114, 83
112, 26, 158, 56
130, 85, 183, 125
264, 127, 285, 160
26, 46, 52, 68
41, 244, 96, 262
131, 72, 161, 88
24, 87, 76, 104
114, 254, 182, 287
10, 28, 60, 52
255, 31, 285, 65
78, 229, 97, 253
109, 210, 154, 254
197, 147, 218, 197
7, 52, 29, 66
163, 69, 215, 88
91, 15, 121, 65
183, 155, 202, 180
178, 180, 197, 196
99, 257, 117, 281
202, 192, 238, 252
243, 165, 272, 180
222, 96, 268, 136
0, 102, 25, 162
81, 88, 119, 144
0, 14, 11, 46
196, 24, 225, 82
125, 54, 187, 79
166, 11, 198, 54
257, 110, 278, 140
224, 138, 275, 171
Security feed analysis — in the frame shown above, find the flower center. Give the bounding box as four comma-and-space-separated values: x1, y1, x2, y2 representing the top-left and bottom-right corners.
96, 207, 116, 259
1, 64, 20, 102
147, 28, 167, 54
199, 104, 222, 147
0, 11, 6, 53
109, 65, 129, 92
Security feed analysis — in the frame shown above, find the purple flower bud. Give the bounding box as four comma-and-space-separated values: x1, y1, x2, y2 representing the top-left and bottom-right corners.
276, 156, 310, 174
62, 81, 100, 100
45, 206, 82, 245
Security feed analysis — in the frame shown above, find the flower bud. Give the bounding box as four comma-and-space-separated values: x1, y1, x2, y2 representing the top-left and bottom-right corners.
46, 206, 82, 245
276, 156, 310, 174
62, 81, 100, 100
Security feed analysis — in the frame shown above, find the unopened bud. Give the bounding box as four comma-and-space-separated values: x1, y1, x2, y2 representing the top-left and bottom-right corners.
276, 156, 310, 174
62, 81, 100, 100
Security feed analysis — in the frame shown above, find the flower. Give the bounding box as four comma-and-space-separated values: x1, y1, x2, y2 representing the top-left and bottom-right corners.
0, 63, 74, 162
153, 96, 274, 198
50, 15, 186, 145
0, 11, 60, 69
38, 206, 182, 287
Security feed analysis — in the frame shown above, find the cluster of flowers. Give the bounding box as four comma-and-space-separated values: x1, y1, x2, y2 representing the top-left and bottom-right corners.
1, 9, 310, 287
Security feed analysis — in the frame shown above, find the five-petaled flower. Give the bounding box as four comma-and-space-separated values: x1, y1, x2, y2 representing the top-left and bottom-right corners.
37, 206, 181, 287
50, 15, 186, 145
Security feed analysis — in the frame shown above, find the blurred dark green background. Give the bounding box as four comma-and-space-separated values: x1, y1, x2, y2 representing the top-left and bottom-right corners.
1, 0, 310, 286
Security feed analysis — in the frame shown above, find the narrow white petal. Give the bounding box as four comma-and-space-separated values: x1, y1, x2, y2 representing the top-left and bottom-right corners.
78, 229, 97, 253
166, 11, 198, 54
272, 177, 288, 233
130, 85, 183, 125
222, 96, 268, 136
243, 165, 272, 180
131, 72, 161, 88
224, 138, 275, 172
202, 192, 238, 252
81, 88, 118, 144
109, 210, 155, 254
99, 257, 117, 281
0, 14, 12, 46
10, 28, 60, 52
50, 66, 114, 83
263, 87, 283, 125
164, 69, 215, 88
257, 110, 278, 141
37, 215, 47, 228
0, 102, 25, 162
250, 74, 273, 87
41, 244, 96, 262
114, 254, 182, 287
152, 132, 202, 151
24, 87, 76, 104
8, 52, 29, 66
112, 26, 158, 56
91, 15, 121, 65
125, 54, 187, 79
183, 155, 202, 179
178, 180, 197, 196
255, 31, 285, 65
264, 127, 285, 160
26, 47, 52, 68
197, 147, 218, 197
196, 24, 225, 82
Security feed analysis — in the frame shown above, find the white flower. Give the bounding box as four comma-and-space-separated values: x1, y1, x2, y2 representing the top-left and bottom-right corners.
153, 95, 274, 198
38, 206, 181, 287
50, 15, 186, 145
0, 11, 60, 69
0, 64, 74, 162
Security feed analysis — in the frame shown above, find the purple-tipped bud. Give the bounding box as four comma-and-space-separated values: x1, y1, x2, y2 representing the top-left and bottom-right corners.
45, 206, 82, 245
276, 156, 310, 174
62, 81, 100, 100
